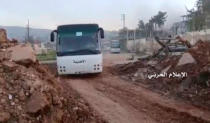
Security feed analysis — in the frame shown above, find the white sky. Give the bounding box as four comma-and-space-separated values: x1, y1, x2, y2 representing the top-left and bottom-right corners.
0, 0, 197, 30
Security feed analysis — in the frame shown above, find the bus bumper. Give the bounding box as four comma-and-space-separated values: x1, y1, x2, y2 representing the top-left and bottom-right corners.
56, 54, 103, 75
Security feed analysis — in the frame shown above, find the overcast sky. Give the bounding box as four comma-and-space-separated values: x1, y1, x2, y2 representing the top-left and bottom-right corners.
0, 0, 197, 30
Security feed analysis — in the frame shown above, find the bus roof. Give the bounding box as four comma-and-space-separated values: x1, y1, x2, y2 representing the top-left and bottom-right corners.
111, 40, 120, 42
57, 24, 99, 33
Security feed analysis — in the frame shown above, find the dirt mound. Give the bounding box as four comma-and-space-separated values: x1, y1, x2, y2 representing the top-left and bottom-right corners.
0, 28, 18, 49
189, 40, 210, 66
0, 44, 106, 123
115, 40, 210, 110
115, 61, 146, 75
0, 29, 7, 43
7, 44, 37, 63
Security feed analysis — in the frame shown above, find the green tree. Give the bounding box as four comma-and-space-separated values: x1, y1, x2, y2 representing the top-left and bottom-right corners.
199, 0, 210, 14
187, 0, 210, 31
138, 20, 145, 31
145, 19, 155, 37
138, 20, 146, 37
155, 11, 167, 28
137, 11, 167, 38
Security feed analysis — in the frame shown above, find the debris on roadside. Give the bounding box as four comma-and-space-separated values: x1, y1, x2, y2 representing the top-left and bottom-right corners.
0, 29, 7, 43
115, 38, 210, 110
0, 28, 106, 123
176, 52, 196, 66
0, 29, 18, 49
7, 44, 37, 63
152, 36, 189, 58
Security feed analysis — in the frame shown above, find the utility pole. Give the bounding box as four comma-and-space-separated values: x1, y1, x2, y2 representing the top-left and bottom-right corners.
122, 14, 128, 43
192, 16, 195, 44
27, 19, 30, 43
134, 29, 136, 53
121, 14, 125, 29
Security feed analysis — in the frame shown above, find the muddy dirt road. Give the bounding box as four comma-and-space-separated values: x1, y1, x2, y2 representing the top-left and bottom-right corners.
50, 54, 210, 123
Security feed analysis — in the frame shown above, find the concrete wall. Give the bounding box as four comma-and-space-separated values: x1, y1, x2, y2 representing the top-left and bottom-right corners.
127, 38, 161, 55
182, 29, 210, 45
126, 29, 210, 55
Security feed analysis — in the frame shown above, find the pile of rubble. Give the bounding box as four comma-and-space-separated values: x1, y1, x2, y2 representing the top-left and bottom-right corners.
0, 29, 18, 49
116, 40, 210, 110
0, 29, 105, 123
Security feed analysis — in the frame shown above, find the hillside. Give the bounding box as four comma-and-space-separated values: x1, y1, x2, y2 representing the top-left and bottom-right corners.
0, 26, 51, 42
0, 25, 118, 42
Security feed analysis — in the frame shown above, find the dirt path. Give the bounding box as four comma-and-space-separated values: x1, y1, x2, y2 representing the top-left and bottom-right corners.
67, 79, 153, 123
55, 54, 210, 123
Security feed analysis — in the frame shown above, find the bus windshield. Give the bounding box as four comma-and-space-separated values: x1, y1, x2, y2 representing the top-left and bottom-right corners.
57, 34, 100, 56
111, 42, 120, 48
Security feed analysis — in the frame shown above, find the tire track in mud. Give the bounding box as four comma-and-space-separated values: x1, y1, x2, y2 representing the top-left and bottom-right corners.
45, 54, 210, 123
82, 67, 210, 123
63, 78, 155, 123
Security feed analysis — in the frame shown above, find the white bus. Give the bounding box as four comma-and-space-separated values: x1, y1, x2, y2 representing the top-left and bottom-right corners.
110, 40, 120, 53
50, 24, 104, 75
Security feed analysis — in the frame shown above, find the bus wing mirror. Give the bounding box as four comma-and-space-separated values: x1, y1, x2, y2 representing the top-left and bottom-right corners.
50, 30, 57, 42
99, 28, 104, 39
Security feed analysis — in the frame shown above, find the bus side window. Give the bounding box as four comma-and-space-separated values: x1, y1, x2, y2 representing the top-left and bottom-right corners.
58, 36, 61, 45
98, 32, 102, 49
